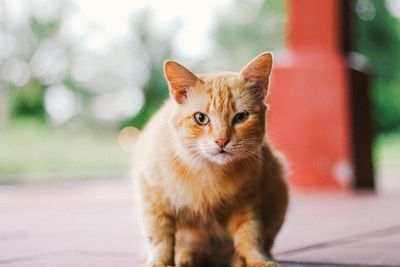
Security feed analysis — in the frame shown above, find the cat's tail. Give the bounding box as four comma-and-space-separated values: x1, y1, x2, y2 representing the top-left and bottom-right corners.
118, 126, 141, 153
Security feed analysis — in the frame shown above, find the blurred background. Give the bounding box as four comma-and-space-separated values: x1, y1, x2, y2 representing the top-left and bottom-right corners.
0, 0, 399, 185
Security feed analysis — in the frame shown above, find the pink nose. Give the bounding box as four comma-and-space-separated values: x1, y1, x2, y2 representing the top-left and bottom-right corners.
215, 138, 230, 148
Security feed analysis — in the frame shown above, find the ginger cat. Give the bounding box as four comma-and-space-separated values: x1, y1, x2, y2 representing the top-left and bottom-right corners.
133, 52, 288, 267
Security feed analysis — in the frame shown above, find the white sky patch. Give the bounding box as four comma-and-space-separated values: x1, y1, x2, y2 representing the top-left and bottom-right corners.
71, 0, 138, 37
173, 1, 216, 59
1, 0, 30, 30
91, 87, 144, 121
30, 0, 63, 23
147, 0, 233, 59
68, 0, 233, 58
45, 84, 81, 124
2, 0, 235, 58
386, 0, 400, 18
0, 58, 31, 86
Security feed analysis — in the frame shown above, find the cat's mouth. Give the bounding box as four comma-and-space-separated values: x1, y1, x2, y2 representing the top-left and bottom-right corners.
209, 150, 234, 164
197, 146, 235, 164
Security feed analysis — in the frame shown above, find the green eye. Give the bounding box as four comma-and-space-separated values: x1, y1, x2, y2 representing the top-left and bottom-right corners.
233, 111, 249, 124
194, 112, 210, 125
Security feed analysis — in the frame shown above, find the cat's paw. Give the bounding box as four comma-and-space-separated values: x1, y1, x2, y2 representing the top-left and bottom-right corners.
248, 261, 280, 267
175, 251, 202, 267
175, 251, 195, 267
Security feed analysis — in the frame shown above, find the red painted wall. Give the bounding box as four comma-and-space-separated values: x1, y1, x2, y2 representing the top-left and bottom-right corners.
268, 0, 352, 189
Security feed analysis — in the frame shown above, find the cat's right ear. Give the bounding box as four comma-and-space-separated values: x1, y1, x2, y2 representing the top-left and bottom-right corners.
164, 60, 200, 104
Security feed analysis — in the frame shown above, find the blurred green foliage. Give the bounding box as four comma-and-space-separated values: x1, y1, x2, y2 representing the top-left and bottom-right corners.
10, 79, 46, 120
353, 0, 400, 133
8, 18, 62, 122
6, 0, 400, 134
212, 0, 285, 70
123, 0, 285, 128
30, 18, 61, 39
120, 17, 171, 129
7, 13, 100, 124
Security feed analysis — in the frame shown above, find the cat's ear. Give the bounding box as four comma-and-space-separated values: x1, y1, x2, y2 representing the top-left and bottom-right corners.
164, 60, 200, 104
240, 52, 273, 98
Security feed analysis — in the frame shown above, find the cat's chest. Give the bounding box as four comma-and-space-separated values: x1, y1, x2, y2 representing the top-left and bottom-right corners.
164, 167, 248, 214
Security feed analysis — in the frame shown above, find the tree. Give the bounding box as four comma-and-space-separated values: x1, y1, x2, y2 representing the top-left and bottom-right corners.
353, 0, 400, 133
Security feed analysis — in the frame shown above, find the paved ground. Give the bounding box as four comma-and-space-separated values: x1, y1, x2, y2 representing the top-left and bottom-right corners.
1, 177, 400, 267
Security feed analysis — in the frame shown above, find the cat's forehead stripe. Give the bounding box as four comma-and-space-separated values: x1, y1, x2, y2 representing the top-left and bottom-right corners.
209, 77, 236, 116
205, 87, 215, 115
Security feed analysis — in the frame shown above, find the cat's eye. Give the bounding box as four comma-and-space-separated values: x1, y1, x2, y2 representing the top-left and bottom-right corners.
232, 111, 249, 124
194, 112, 210, 125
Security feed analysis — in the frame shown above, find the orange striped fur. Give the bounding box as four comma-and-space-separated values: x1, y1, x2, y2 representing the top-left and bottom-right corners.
132, 52, 288, 267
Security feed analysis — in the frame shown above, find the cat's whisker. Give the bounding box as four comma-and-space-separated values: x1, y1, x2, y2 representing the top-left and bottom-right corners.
240, 148, 264, 163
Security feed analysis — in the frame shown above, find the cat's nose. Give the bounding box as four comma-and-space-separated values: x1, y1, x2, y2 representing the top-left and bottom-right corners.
215, 138, 230, 148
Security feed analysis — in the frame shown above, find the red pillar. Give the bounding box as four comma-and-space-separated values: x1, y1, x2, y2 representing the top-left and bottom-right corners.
268, 0, 351, 189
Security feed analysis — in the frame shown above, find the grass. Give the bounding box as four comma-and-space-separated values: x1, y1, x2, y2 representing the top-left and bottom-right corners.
0, 119, 130, 182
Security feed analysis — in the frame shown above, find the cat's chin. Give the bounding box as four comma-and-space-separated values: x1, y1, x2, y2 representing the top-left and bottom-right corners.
206, 152, 235, 165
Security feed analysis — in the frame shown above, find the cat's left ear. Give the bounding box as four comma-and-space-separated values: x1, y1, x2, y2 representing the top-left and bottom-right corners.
164, 60, 200, 104
240, 52, 273, 99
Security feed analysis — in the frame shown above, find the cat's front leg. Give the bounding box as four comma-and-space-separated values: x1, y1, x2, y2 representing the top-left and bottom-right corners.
143, 210, 175, 267
227, 208, 279, 267
139, 186, 175, 267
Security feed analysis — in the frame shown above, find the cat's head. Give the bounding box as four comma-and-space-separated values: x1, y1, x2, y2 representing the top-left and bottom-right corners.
164, 52, 273, 165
